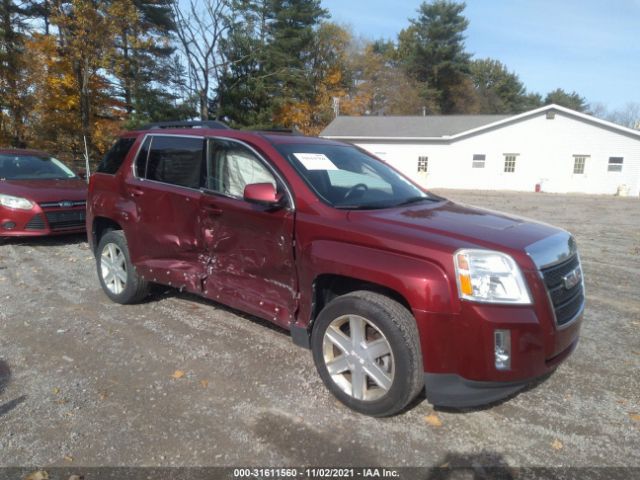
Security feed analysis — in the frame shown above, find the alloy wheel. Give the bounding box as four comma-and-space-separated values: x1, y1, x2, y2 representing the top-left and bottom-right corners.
322, 314, 395, 401
100, 243, 127, 295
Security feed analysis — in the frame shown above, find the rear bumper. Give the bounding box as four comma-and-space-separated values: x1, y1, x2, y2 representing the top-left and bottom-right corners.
424, 337, 578, 408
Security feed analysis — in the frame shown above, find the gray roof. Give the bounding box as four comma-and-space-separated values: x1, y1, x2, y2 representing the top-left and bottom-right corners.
320, 114, 511, 139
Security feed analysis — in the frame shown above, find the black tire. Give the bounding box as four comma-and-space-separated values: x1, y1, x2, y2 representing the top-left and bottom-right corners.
311, 290, 424, 417
96, 230, 149, 304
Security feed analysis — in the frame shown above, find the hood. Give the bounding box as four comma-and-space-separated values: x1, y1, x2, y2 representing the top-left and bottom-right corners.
348, 200, 565, 264
0, 178, 87, 203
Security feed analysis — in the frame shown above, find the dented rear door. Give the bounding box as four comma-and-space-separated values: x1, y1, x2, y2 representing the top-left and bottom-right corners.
125, 134, 208, 290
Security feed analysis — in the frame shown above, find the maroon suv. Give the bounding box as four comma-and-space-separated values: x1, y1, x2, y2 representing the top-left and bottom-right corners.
1, 149, 87, 237
87, 121, 584, 416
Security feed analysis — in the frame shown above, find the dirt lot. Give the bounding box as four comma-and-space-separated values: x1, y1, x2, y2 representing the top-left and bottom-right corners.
0, 190, 639, 471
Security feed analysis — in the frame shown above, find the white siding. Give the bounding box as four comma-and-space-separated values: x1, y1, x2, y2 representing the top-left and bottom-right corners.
346, 112, 640, 196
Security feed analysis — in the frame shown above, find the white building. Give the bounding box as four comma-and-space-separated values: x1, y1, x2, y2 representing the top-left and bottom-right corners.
320, 104, 640, 196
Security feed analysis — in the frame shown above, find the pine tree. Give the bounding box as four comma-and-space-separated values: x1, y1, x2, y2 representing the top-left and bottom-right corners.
0, 0, 31, 146
217, 0, 327, 129
399, 0, 473, 113
108, 0, 189, 125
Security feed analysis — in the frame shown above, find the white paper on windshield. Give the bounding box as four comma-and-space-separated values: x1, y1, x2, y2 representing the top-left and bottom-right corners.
293, 153, 338, 171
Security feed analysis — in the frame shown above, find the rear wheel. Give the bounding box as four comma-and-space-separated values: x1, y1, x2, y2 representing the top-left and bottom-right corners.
96, 230, 148, 304
311, 291, 424, 417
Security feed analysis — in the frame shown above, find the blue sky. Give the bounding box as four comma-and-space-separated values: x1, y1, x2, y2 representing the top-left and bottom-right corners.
321, 0, 640, 110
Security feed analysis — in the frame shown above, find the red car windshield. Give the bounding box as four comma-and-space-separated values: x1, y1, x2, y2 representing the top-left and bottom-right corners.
0, 154, 77, 180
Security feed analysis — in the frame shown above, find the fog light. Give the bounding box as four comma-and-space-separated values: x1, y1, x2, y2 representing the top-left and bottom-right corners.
2, 221, 16, 230
494, 329, 511, 370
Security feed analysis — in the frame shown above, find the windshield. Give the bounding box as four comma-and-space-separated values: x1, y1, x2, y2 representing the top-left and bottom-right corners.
275, 143, 435, 209
0, 154, 76, 180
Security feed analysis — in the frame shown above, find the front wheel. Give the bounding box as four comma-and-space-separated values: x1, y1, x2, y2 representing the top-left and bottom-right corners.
311, 291, 424, 417
96, 230, 149, 304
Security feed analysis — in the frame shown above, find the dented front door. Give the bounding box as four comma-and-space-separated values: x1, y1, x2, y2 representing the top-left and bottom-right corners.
198, 138, 297, 328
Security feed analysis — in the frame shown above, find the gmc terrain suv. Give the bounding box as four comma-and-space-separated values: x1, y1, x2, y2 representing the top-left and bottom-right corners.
87, 121, 584, 417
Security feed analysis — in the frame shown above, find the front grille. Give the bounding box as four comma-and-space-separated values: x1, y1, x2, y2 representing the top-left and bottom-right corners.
25, 214, 46, 230
44, 209, 86, 230
540, 255, 584, 327
39, 200, 86, 209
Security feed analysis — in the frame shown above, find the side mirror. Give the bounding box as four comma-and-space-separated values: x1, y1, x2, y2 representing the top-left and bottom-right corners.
243, 183, 283, 207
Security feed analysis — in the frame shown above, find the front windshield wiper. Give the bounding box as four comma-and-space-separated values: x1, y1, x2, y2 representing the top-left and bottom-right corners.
335, 196, 439, 210
392, 196, 439, 207
334, 203, 391, 210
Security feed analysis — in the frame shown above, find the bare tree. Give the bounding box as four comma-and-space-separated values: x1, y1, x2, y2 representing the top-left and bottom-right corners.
172, 0, 230, 120
590, 101, 640, 130
608, 102, 640, 130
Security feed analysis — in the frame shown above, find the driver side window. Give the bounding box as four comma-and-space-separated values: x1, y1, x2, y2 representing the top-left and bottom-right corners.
206, 139, 276, 198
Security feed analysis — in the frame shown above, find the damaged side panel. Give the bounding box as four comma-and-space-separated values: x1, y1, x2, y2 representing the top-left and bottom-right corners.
198, 193, 298, 329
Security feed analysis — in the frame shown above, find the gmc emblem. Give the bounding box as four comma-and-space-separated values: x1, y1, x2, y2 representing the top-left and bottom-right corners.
563, 267, 582, 290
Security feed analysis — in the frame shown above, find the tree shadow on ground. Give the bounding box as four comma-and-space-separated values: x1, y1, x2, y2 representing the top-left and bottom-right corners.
0, 359, 26, 417
0, 233, 86, 248
426, 451, 514, 480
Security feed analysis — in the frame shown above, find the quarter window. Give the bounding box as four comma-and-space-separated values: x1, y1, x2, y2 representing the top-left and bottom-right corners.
417, 156, 429, 173
207, 139, 276, 198
573, 155, 587, 174
97, 137, 136, 174
145, 136, 206, 189
608, 157, 623, 172
135, 136, 151, 178
472, 154, 486, 169
504, 154, 517, 173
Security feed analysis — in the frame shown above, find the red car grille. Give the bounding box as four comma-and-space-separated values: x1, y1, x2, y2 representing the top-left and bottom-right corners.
44, 209, 86, 230
25, 214, 46, 230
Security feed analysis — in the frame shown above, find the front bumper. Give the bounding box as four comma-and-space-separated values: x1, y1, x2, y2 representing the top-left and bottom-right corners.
424, 337, 579, 408
1, 206, 86, 237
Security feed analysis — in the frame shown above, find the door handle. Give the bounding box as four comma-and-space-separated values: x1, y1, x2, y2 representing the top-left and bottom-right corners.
202, 205, 223, 216
127, 187, 145, 197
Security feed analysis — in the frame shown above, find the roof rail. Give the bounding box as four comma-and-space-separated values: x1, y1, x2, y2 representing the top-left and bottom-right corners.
138, 120, 232, 130
255, 127, 303, 136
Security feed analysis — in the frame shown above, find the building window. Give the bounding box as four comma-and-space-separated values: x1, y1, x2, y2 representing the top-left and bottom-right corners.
608, 157, 623, 172
573, 156, 587, 174
503, 154, 517, 173
472, 154, 486, 169
417, 156, 429, 173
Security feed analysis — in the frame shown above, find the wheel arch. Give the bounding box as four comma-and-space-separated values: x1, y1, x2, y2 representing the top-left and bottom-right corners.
291, 240, 452, 348
92, 217, 122, 252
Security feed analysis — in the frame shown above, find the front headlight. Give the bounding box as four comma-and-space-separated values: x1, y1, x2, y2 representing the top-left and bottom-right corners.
0, 194, 35, 210
454, 249, 532, 304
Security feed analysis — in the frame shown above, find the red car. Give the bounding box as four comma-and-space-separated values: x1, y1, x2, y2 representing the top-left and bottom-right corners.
0, 149, 87, 237
87, 122, 584, 416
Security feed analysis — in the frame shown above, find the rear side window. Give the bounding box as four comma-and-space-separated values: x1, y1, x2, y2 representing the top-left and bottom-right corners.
97, 137, 136, 174
145, 136, 205, 189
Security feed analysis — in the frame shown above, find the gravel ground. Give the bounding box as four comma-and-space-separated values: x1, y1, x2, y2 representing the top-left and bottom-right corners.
0, 190, 638, 471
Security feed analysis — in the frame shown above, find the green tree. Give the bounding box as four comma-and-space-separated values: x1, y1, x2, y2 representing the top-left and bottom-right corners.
0, 0, 31, 146
544, 88, 588, 112
264, 0, 328, 117
217, 0, 273, 127
347, 40, 432, 116
471, 58, 532, 113
109, 0, 182, 123
399, 0, 473, 113
217, 0, 328, 128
